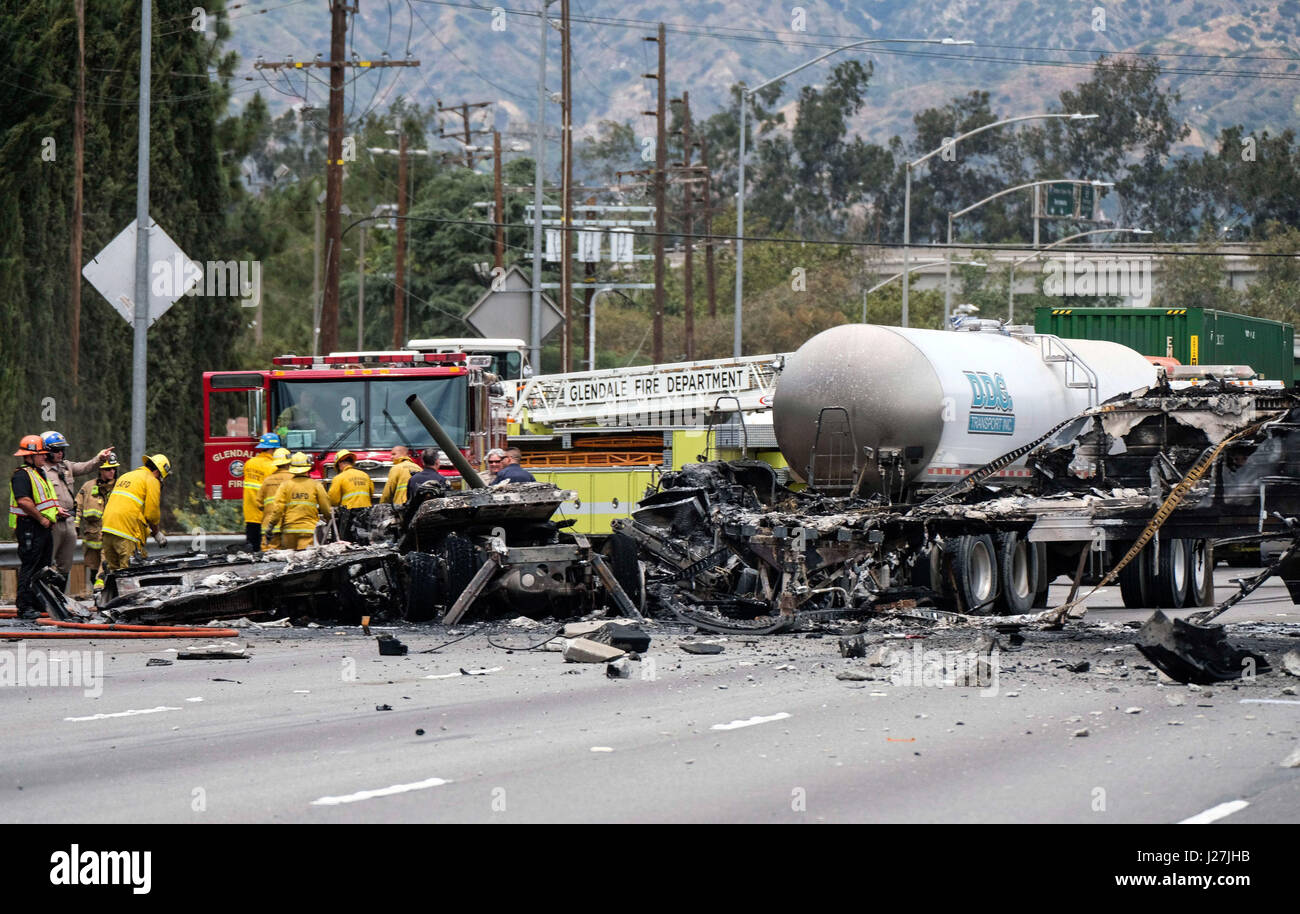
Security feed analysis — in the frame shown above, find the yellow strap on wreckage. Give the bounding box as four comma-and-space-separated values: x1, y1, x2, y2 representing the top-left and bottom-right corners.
1041, 411, 1287, 626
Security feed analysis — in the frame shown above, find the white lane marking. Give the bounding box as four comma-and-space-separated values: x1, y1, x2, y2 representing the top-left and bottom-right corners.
185, 697, 203, 702
711, 712, 791, 731
1240, 699, 1300, 705
64, 706, 181, 722
311, 776, 451, 806
590, 747, 614, 752
1179, 800, 1250, 824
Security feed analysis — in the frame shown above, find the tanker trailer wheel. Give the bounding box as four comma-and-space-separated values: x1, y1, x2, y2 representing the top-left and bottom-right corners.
1118, 544, 1154, 609
946, 535, 999, 614
1031, 543, 1051, 608
404, 551, 443, 622
444, 534, 484, 606
1152, 537, 1190, 609
996, 532, 1040, 614
1184, 539, 1214, 607
605, 533, 646, 614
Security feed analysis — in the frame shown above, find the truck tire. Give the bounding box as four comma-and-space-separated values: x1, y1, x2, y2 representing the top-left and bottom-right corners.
404, 551, 442, 622
1118, 545, 1153, 609
947, 534, 999, 614
1184, 539, 1214, 607
1031, 543, 1051, 607
444, 534, 483, 607
606, 533, 645, 613
1152, 537, 1190, 609
996, 532, 1038, 614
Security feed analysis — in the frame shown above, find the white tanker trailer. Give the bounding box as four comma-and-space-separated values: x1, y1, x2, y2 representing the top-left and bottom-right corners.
773, 322, 1159, 499
772, 323, 1215, 614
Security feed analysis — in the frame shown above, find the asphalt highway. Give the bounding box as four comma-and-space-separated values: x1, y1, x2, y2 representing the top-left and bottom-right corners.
3, 568, 1297, 823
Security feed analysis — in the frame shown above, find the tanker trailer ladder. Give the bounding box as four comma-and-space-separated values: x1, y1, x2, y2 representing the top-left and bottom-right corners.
1027, 333, 1100, 406
806, 407, 858, 494
1045, 412, 1286, 625
1186, 515, 1300, 626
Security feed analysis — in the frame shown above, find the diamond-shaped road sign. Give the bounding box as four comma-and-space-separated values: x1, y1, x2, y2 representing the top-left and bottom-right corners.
465, 264, 563, 341
82, 217, 201, 327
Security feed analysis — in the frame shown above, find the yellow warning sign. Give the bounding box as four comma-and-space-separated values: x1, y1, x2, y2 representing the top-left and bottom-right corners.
1190, 334, 1199, 364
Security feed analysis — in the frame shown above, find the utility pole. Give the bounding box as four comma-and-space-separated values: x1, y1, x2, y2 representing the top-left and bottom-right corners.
699, 136, 717, 320
71, 0, 85, 395
644, 24, 666, 363
394, 132, 408, 350
530, 3, 551, 373
369, 133, 429, 348
436, 99, 493, 167
356, 224, 365, 349
312, 195, 322, 356
320, 0, 348, 357
493, 129, 505, 270
678, 91, 695, 360
130, 0, 151, 468
560, 0, 573, 371
255, 16, 418, 356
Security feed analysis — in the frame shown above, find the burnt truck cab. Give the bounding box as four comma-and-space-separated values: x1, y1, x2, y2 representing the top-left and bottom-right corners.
203, 349, 508, 501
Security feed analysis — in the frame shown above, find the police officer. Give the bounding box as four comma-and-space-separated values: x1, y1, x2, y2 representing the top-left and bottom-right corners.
40, 431, 112, 589
9, 436, 58, 619
75, 451, 119, 592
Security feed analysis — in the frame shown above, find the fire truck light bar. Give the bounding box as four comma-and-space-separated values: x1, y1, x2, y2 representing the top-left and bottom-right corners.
271, 351, 468, 369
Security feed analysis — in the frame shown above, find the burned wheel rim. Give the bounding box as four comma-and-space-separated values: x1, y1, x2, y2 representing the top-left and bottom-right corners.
1169, 539, 1187, 594
968, 538, 995, 607
1009, 541, 1031, 601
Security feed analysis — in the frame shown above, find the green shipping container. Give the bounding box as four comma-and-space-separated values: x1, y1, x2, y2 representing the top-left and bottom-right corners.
1034, 307, 1295, 386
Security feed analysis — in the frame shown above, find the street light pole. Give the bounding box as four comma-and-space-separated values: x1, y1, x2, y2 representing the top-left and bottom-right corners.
734, 36, 970, 356
942, 178, 1113, 323
902, 112, 1097, 328
861, 260, 985, 322
1008, 227, 1150, 322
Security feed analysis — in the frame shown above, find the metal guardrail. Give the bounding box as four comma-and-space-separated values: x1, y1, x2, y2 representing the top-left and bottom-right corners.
0, 535, 246, 571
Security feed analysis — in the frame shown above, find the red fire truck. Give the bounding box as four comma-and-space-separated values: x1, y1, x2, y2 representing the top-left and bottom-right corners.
203, 348, 509, 499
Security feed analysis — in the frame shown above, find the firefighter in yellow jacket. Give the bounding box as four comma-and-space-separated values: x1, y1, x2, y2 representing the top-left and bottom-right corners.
262, 452, 332, 550
327, 449, 373, 510
256, 448, 293, 550
100, 453, 169, 575
379, 446, 418, 506
75, 451, 118, 591
241, 433, 282, 551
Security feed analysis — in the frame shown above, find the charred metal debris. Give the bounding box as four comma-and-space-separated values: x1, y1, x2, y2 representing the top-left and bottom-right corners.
83, 385, 1300, 664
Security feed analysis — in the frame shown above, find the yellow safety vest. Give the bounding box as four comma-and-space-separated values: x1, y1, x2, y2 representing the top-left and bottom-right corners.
9, 465, 58, 528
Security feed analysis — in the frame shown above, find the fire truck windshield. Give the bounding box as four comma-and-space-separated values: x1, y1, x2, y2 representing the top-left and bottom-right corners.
271, 376, 468, 451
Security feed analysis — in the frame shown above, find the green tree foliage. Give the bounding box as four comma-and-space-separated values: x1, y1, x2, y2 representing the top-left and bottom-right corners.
0, 0, 252, 534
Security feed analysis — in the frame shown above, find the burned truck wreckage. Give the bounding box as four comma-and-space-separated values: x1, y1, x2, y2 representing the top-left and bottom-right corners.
88, 394, 642, 627
84, 325, 1300, 671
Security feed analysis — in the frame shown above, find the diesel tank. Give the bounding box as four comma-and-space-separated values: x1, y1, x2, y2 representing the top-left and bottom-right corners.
772, 323, 1159, 496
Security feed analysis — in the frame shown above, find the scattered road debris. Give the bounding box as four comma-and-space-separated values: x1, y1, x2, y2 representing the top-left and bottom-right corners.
176, 645, 248, 660
838, 635, 867, 658
1281, 747, 1300, 769
146, 658, 173, 667
1136, 611, 1271, 684
1073, 728, 1090, 738
835, 669, 873, 681
1282, 650, 1300, 677
377, 635, 408, 656
680, 642, 724, 655
606, 658, 632, 679
563, 638, 626, 663
590, 622, 651, 653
